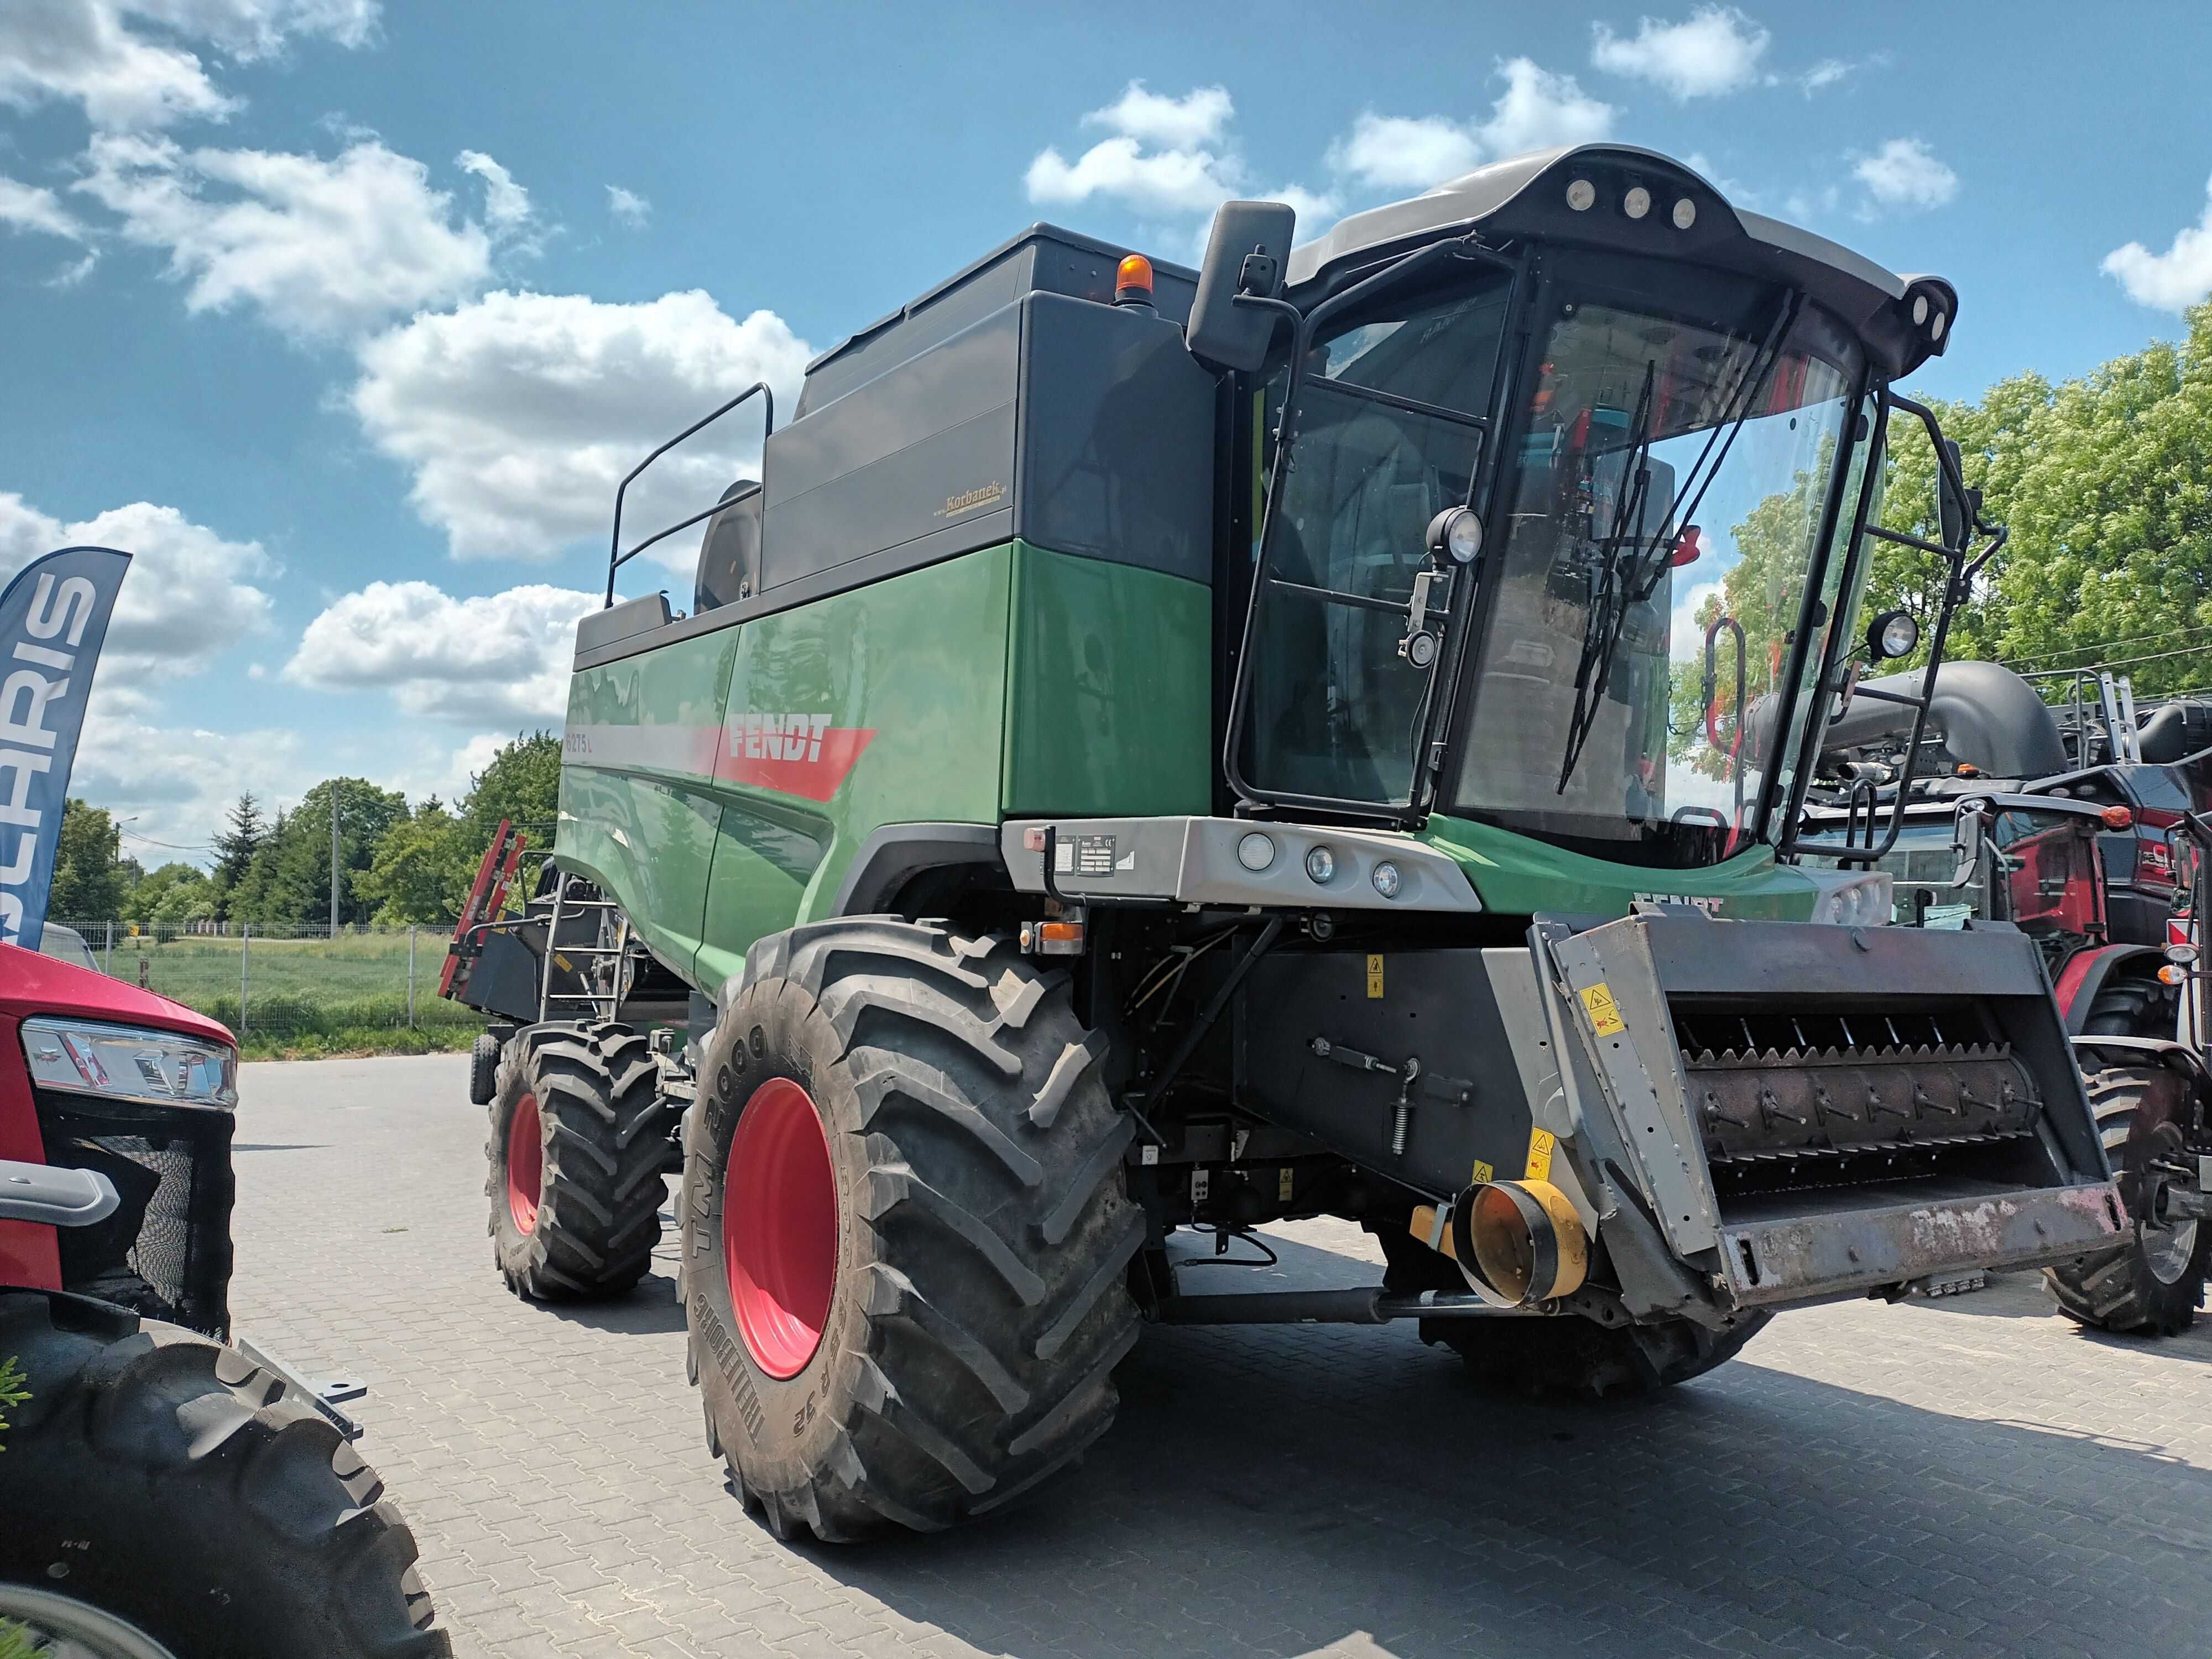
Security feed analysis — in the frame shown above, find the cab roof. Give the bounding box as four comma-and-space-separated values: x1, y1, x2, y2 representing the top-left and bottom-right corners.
1286, 144, 1955, 380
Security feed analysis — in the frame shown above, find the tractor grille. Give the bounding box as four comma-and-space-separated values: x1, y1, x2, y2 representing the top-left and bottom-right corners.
1671, 1000, 2046, 1203
39, 1093, 233, 1339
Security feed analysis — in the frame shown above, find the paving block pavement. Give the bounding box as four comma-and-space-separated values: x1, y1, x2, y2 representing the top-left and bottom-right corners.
228, 1054, 2212, 1659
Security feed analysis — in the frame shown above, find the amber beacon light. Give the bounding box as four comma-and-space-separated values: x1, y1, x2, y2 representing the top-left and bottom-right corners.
1114, 253, 1155, 306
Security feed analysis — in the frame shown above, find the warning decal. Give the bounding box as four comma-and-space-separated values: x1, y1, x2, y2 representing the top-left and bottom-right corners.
1365, 954, 1385, 998
1578, 982, 1626, 1036
1525, 1128, 1556, 1182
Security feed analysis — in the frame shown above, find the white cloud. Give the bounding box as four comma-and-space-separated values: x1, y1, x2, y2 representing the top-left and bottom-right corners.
74, 700, 307, 863
453, 147, 531, 243
1799, 59, 1851, 94
1668, 577, 1726, 661
48, 249, 101, 286
349, 288, 812, 563
1025, 81, 1332, 227
1478, 57, 1614, 155
0, 1, 375, 131
1324, 60, 1613, 196
282, 580, 596, 722
1591, 7, 1770, 100
606, 184, 649, 228
0, 172, 92, 238
1026, 134, 1245, 217
2103, 175, 2212, 311
1326, 114, 1480, 193
0, 492, 274, 675
1081, 81, 1233, 149
74, 132, 499, 338
1851, 137, 1958, 212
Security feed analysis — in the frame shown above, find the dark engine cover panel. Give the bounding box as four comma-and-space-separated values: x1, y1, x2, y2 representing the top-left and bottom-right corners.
1237, 948, 1536, 1198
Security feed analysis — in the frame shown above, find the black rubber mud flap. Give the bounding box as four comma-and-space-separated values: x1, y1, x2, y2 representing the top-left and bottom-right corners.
0, 1289, 448, 1658
681, 917, 1142, 1541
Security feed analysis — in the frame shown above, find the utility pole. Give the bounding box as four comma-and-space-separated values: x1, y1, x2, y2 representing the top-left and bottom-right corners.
330, 781, 341, 940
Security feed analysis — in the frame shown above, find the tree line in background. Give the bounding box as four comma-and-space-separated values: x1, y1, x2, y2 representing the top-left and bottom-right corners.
1674, 299, 2212, 766
51, 733, 560, 931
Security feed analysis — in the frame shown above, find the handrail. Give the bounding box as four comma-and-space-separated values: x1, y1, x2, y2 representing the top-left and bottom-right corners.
605, 381, 774, 607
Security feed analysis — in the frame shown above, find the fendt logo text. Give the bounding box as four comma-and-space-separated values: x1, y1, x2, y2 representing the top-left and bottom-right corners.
732, 712, 832, 763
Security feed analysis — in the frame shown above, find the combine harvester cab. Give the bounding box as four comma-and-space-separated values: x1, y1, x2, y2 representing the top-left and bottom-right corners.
451, 144, 2124, 1540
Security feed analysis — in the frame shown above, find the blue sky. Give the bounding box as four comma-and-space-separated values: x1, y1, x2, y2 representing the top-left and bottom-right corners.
3, 1, 2209, 863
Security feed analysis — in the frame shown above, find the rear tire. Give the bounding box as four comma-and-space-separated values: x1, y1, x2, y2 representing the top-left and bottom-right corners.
468, 1031, 500, 1106
487, 1021, 672, 1301
681, 917, 1142, 1541
0, 1289, 447, 1658
2044, 1066, 2208, 1335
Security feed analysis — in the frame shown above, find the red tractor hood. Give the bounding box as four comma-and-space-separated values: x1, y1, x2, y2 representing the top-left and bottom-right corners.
0, 941, 233, 1047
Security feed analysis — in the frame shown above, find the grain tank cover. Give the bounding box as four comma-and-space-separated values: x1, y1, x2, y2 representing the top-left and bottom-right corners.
1286, 145, 1954, 379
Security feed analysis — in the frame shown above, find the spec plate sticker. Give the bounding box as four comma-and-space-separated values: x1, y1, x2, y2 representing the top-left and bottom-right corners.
1578, 982, 1626, 1036
1525, 1128, 1556, 1182
1074, 835, 1117, 877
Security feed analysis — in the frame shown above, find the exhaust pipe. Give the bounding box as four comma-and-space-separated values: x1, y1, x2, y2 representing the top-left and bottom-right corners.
1448, 1180, 1589, 1305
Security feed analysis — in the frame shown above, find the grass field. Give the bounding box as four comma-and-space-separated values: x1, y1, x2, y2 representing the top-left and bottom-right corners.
59, 926, 486, 1060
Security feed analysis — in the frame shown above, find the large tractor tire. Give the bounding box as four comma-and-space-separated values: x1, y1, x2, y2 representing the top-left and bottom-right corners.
0, 1289, 447, 1657
681, 918, 1142, 1541
2044, 1066, 2209, 1335
488, 1021, 672, 1301
1377, 1225, 1767, 1397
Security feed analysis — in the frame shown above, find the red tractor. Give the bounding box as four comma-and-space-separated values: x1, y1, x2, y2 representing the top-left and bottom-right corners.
0, 943, 448, 1656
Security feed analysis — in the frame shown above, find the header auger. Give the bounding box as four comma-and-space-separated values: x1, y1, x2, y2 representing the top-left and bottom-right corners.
450, 144, 2127, 1541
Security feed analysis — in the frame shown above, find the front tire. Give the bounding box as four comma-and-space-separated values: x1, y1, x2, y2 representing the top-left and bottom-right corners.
681, 918, 1142, 1541
488, 1022, 672, 1301
0, 1290, 447, 1658
2044, 1066, 2208, 1335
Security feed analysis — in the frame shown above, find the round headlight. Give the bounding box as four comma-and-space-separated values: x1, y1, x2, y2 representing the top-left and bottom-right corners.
1371, 860, 1402, 899
1305, 845, 1336, 884
1929, 310, 1947, 342
1433, 507, 1486, 566
1867, 608, 1920, 661
1565, 178, 1596, 212
1237, 832, 1276, 872
1405, 630, 1438, 669
1671, 196, 1697, 230
1623, 185, 1652, 221
1912, 295, 1929, 325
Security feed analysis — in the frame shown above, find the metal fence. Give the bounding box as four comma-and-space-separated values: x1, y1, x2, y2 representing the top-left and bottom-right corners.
39, 919, 486, 1051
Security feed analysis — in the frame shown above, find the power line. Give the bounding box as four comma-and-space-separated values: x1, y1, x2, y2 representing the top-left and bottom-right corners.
119, 827, 215, 853
2005, 622, 2212, 669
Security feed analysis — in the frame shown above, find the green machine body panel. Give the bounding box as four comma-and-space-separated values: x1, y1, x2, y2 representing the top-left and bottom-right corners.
556, 540, 1213, 993
1423, 815, 1826, 922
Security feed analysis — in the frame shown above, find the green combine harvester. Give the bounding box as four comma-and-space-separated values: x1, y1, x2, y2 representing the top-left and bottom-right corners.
446, 143, 2129, 1541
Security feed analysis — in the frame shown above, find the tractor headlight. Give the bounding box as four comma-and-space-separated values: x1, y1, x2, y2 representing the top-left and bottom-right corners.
1371, 861, 1402, 899
20, 1017, 238, 1112
1305, 845, 1337, 884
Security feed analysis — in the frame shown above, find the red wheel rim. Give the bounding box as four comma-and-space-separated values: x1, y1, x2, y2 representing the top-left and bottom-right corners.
723, 1077, 838, 1379
507, 1091, 543, 1234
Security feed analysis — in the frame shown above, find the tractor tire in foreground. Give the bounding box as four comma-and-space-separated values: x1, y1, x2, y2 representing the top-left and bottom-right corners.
0, 1289, 447, 1658
681, 918, 1142, 1541
2044, 1066, 2209, 1335
488, 1022, 670, 1301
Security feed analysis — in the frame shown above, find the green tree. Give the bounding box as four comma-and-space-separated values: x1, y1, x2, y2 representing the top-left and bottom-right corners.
354, 798, 464, 925
1863, 301, 2212, 695
48, 798, 129, 920
211, 792, 267, 911
229, 780, 408, 929
123, 862, 214, 930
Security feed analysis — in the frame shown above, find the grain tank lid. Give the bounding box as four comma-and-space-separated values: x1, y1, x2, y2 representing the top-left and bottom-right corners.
1284, 144, 1953, 379
795, 224, 1198, 418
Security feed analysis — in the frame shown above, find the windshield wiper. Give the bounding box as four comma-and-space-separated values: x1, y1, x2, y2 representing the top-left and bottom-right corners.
1553, 295, 1803, 797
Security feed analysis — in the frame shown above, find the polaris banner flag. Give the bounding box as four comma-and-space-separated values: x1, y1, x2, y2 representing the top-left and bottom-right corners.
0, 546, 131, 952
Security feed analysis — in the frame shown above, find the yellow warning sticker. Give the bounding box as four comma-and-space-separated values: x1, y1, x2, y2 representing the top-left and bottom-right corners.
1469, 1159, 1494, 1186
1366, 953, 1385, 998
1525, 1127, 1557, 1182
1578, 981, 1626, 1036
1278, 1166, 1295, 1202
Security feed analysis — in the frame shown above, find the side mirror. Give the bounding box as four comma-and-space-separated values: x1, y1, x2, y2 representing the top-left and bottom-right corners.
1187, 200, 1297, 374
1950, 799, 1987, 888
1936, 436, 1979, 552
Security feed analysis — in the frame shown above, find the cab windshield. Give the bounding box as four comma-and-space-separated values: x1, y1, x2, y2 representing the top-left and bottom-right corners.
1447, 267, 1869, 865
